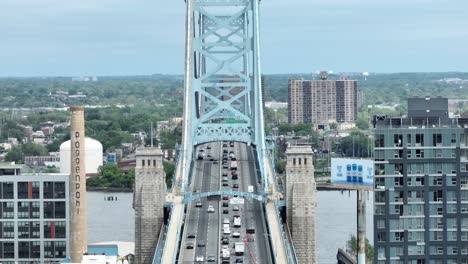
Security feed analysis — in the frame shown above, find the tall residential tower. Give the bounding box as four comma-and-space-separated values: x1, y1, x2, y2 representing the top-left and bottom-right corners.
373, 97, 468, 263
288, 72, 358, 128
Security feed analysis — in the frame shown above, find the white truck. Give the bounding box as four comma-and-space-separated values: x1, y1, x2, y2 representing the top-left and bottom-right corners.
233, 215, 241, 228
235, 242, 245, 256
222, 248, 230, 260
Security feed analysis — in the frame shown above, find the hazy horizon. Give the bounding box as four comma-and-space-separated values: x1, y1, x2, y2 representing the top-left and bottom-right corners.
1, 0, 468, 76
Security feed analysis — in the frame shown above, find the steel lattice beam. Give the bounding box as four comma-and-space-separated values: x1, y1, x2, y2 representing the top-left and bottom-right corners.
178, 0, 267, 193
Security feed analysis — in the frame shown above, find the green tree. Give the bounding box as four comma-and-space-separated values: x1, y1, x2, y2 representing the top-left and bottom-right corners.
5, 146, 24, 163
274, 159, 286, 174
335, 131, 372, 158
87, 163, 134, 189
21, 143, 48, 156
0, 121, 27, 141
356, 112, 370, 130
346, 234, 374, 263
163, 161, 175, 188
5, 143, 48, 163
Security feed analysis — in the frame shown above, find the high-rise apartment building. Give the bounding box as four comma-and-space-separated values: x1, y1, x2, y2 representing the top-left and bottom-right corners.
0, 164, 70, 263
288, 72, 358, 128
373, 97, 468, 264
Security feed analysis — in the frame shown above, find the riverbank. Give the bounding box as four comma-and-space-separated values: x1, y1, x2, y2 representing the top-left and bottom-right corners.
87, 186, 133, 192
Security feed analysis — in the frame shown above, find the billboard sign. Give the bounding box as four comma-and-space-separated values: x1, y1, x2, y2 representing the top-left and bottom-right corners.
107, 153, 116, 163
331, 158, 374, 189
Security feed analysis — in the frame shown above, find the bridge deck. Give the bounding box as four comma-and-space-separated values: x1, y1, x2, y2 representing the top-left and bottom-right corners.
264, 156, 289, 264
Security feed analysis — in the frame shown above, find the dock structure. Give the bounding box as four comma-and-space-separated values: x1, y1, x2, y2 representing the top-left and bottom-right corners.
337, 248, 357, 264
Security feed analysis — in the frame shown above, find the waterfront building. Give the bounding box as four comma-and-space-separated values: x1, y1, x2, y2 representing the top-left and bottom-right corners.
59, 137, 103, 175
373, 97, 468, 263
288, 72, 358, 129
0, 164, 69, 263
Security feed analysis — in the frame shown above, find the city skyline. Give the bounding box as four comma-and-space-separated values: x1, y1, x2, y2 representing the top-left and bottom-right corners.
0, 0, 467, 76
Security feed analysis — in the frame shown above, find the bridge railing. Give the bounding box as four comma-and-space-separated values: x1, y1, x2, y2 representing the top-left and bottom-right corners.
183, 190, 266, 204
151, 223, 166, 263
152, 204, 172, 264
274, 201, 299, 264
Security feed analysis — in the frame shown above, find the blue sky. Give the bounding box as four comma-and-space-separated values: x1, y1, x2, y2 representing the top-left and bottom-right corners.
0, 0, 467, 76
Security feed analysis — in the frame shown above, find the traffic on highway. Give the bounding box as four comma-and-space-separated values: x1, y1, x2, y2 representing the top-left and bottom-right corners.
179, 141, 272, 264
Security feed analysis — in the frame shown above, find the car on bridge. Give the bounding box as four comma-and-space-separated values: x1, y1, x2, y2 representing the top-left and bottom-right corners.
207, 205, 215, 213
195, 255, 204, 262
207, 256, 216, 262
195, 201, 202, 207
186, 243, 194, 249
197, 242, 205, 247
232, 232, 240, 238
187, 233, 196, 238
235, 257, 244, 263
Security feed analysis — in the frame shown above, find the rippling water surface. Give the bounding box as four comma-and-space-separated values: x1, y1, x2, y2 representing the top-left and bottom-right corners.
88, 190, 374, 262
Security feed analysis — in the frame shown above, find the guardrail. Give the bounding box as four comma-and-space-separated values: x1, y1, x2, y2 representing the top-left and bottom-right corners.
152, 204, 172, 264
274, 201, 299, 264
170, 203, 186, 264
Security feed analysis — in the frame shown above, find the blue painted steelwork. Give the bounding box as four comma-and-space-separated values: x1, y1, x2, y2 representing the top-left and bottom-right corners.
179, 0, 268, 193
183, 190, 266, 203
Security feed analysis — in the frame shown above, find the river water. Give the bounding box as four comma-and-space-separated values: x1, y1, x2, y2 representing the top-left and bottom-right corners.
87, 190, 373, 263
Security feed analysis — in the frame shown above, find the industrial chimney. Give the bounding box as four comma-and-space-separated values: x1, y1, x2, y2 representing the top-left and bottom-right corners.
69, 106, 88, 262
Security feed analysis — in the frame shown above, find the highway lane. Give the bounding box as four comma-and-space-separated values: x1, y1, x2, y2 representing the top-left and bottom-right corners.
205, 142, 222, 261
239, 142, 271, 264
215, 142, 271, 264
181, 142, 222, 263
180, 141, 272, 264
180, 146, 203, 263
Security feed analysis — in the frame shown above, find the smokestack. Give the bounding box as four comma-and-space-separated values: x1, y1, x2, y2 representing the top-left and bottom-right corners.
69, 106, 88, 262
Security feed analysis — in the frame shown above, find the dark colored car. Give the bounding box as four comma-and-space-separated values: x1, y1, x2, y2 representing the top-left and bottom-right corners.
223, 209, 229, 214
186, 243, 194, 249
187, 233, 196, 238
223, 202, 229, 207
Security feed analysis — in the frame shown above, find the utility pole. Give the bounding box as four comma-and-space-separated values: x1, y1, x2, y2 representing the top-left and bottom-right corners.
357, 189, 366, 264
150, 122, 154, 147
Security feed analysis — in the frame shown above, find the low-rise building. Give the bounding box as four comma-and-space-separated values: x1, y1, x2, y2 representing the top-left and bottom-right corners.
0, 163, 70, 263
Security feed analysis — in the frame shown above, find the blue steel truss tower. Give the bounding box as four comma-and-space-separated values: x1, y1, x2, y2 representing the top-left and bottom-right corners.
178, 0, 268, 193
